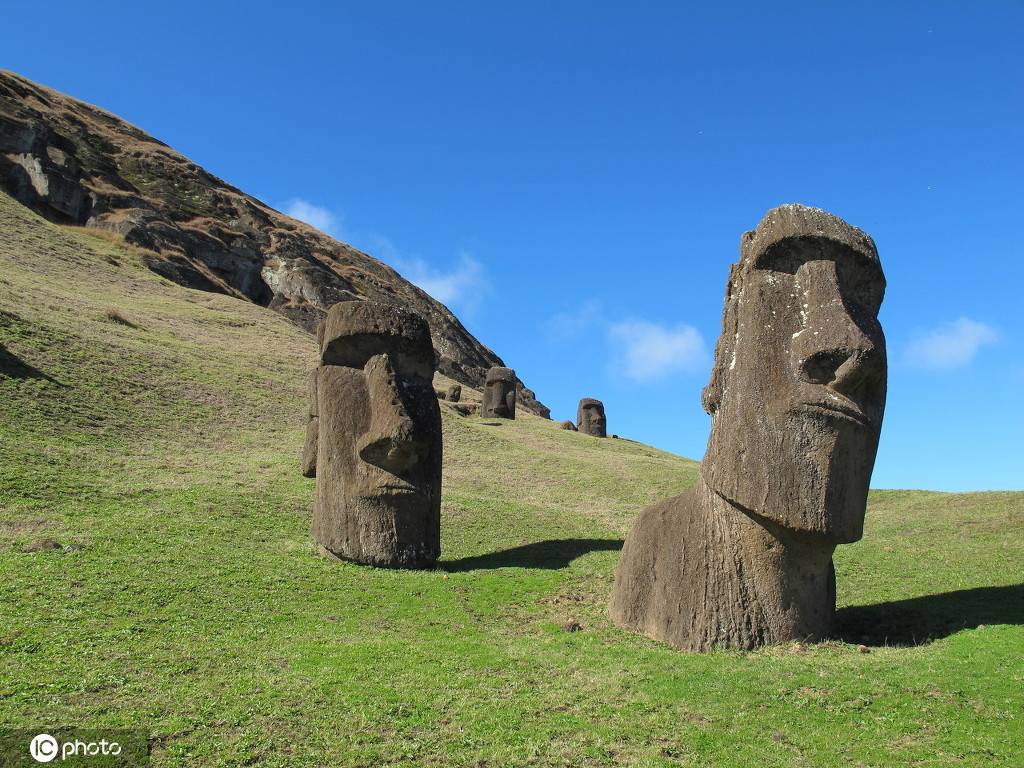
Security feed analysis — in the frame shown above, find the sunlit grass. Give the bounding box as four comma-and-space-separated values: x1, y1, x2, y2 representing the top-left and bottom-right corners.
1, 191, 1021, 766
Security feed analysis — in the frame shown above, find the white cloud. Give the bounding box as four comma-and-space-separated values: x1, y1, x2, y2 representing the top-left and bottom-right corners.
283, 198, 341, 237
400, 251, 490, 313
546, 299, 604, 342
608, 320, 708, 382
905, 317, 998, 369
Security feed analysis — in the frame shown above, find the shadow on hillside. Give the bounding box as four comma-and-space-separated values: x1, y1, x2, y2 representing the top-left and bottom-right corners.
0, 344, 63, 385
443, 538, 623, 572
835, 584, 1024, 647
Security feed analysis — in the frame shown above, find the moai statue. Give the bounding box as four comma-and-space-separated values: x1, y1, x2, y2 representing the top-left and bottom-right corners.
446, 384, 462, 403
610, 205, 887, 650
558, 420, 577, 431
481, 366, 516, 419
312, 301, 442, 568
301, 370, 318, 478
577, 398, 607, 437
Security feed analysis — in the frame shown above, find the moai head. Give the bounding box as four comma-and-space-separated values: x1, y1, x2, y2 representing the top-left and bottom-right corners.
481, 366, 516, 419
576, 398, 607, 437
313, 301, 442, 567
701, 205, 887, 544
446, 384, 462, 403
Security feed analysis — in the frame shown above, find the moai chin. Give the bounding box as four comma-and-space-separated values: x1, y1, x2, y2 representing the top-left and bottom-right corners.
610, 204, 887, 650
481, 366, 516, 419
312, 301, 442, 568
577, 398, 607, 437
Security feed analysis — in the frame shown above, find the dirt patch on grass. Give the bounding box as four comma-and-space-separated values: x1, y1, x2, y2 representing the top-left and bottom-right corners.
0, 517, 49, 536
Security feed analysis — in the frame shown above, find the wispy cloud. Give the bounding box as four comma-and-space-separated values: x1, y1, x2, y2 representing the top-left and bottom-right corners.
282, 198, 341, 237
545, 299, 604, 342
367, 234, 489, 314
905, 317, 999, 369
608, 320, 708, 382
404, 252, 488, 310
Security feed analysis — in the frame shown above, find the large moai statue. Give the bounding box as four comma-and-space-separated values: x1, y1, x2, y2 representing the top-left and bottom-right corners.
481, 366, 516, 419
610, 205, 887, 650
577, 398, 607, 437
312, 301, 442, 568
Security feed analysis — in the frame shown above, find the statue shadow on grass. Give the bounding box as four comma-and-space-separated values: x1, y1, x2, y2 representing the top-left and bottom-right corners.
835, 583, 1024, 647
0, 343, 63, 385
442, 538, 623, 572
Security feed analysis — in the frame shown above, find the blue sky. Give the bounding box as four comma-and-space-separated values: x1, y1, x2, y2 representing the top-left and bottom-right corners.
7, 1, 1022, 490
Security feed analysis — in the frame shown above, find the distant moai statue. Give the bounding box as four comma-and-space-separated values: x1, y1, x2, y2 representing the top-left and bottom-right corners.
481, 366, 516, 419
311, 301, 442, 568
610, 205, 887, 650
446, 384, 462, 403
576, 398, 607, 437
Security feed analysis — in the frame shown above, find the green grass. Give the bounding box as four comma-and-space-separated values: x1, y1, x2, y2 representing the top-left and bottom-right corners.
1, 190, 1021, 767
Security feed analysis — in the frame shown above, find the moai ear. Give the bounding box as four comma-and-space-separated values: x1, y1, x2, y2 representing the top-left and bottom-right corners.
701, 264, 743, 416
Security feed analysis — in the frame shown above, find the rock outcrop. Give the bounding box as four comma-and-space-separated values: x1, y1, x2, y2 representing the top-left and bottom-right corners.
0, 70, 549, 416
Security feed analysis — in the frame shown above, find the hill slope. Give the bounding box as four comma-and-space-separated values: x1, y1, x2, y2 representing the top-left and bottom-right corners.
0, 69, 549, 416
1, 190, 1022, 766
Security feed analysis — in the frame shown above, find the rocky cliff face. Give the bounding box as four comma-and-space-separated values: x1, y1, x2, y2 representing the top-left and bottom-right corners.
0, 70, 549, 416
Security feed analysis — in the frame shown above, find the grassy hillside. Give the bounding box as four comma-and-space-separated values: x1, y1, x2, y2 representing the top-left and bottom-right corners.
1, 189, 1021, 767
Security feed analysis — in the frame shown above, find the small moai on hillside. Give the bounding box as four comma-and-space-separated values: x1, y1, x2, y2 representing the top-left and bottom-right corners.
311, 300, 442, 568
300, 370, 319, 478
610, 205, 888, 651
576, 398, 607, 437
558, 419, 577, 431
446, 384, 462, 403
480, 366, 516, 419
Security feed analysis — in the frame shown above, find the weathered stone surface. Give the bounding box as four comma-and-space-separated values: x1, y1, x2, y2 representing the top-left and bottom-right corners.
557, 419, 577, 431
610, 204, 887, 651
0, 70, 551, 418
481, 366, 516, 419
312, 301, 442, 568
446, 384, 461, 402
576, 398, 606, 437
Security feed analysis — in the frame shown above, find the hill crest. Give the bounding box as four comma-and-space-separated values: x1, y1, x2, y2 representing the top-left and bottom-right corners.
0, 69, 549, 416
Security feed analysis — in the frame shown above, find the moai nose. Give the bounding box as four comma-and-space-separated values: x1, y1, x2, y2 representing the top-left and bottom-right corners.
793, 260, 885, 410
358, 353, 426, 474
